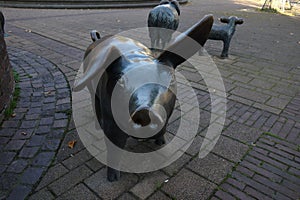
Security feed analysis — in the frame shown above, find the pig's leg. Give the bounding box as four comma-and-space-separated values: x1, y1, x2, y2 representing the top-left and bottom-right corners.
150, 36, 156, 49
221, 38, 230, 58
154, 126, 166, 146
107, 166, 120, 182
105, 131, 128, 182
155, 135, 166, 146
164, 33, 172, 49
94, 90, 127, 181
156, 39, 160, 49
149, 28, 158, 49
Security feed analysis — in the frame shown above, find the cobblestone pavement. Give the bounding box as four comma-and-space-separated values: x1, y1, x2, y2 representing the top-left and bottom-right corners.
0, 47, 70, 199
1, 0, 300, 199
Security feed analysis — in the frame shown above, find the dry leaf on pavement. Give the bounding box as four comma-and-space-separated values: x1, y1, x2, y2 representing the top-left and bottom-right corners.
68, 140, 76, 149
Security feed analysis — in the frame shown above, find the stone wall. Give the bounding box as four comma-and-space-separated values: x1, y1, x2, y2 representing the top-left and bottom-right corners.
0, 11, 14, 122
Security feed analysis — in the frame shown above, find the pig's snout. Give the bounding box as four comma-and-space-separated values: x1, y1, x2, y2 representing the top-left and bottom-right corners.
129, 106, 167, 137
131, 108, 151, 127
126, 84, 173, 138
131, 106, 165, 127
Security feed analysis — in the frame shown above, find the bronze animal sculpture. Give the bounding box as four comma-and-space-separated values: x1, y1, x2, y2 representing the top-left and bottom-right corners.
0, 11, 4, 33
208, 16, 244, 58
74, 15, 213, 182
148, 0, 180, 49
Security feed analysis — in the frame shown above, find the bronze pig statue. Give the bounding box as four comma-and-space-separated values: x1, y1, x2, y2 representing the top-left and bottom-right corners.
148, 0, 180, 48
73, 15, 213, 181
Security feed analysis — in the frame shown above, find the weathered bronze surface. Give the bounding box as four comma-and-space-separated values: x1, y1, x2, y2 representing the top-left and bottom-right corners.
74, 15, 213, 181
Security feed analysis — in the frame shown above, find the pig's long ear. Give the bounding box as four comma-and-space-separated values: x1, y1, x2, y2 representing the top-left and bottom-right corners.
73, 44, 121, 92
158, 15, 213, 68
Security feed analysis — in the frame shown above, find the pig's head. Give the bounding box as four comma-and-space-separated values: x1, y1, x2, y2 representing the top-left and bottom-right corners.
159, 0, 180, 15
220, 16, 244, 25
113, 59, 177, 138
73, 15, 213, 139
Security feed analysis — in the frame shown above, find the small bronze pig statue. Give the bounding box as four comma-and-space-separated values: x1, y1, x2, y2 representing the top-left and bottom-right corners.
73, 15, 213, 181
148, 0, 180, 48
208, 16, 244, 58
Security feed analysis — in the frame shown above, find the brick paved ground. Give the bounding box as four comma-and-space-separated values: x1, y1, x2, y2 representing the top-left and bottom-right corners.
0, 0, 300, 199
0, 47, 70, 199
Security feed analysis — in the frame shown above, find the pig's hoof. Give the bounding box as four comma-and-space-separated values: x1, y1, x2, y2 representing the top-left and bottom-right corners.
155, 137, 166, 146
220, 54, 228, 59
107, 167, 120, 182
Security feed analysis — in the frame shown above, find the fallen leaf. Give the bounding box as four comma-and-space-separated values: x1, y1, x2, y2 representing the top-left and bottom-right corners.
44, 90, 52, 95
68, 140, 76, 149
11, 113, 16, 117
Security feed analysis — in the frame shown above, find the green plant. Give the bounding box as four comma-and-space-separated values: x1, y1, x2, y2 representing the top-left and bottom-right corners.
4, 70, 20, 119
155, 182, 162, 189
264, 132, 283, 140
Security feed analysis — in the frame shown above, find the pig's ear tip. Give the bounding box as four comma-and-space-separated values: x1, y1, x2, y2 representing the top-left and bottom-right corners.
203, 14, 213, 18
206, 14, 214, 18
204, 14, 214, 23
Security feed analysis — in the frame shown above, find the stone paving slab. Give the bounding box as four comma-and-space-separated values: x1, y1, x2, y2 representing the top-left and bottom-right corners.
27, 77, 299, 200
213, 133, 300, 200
161, 168, 216, 199
0, 0, 300, 199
